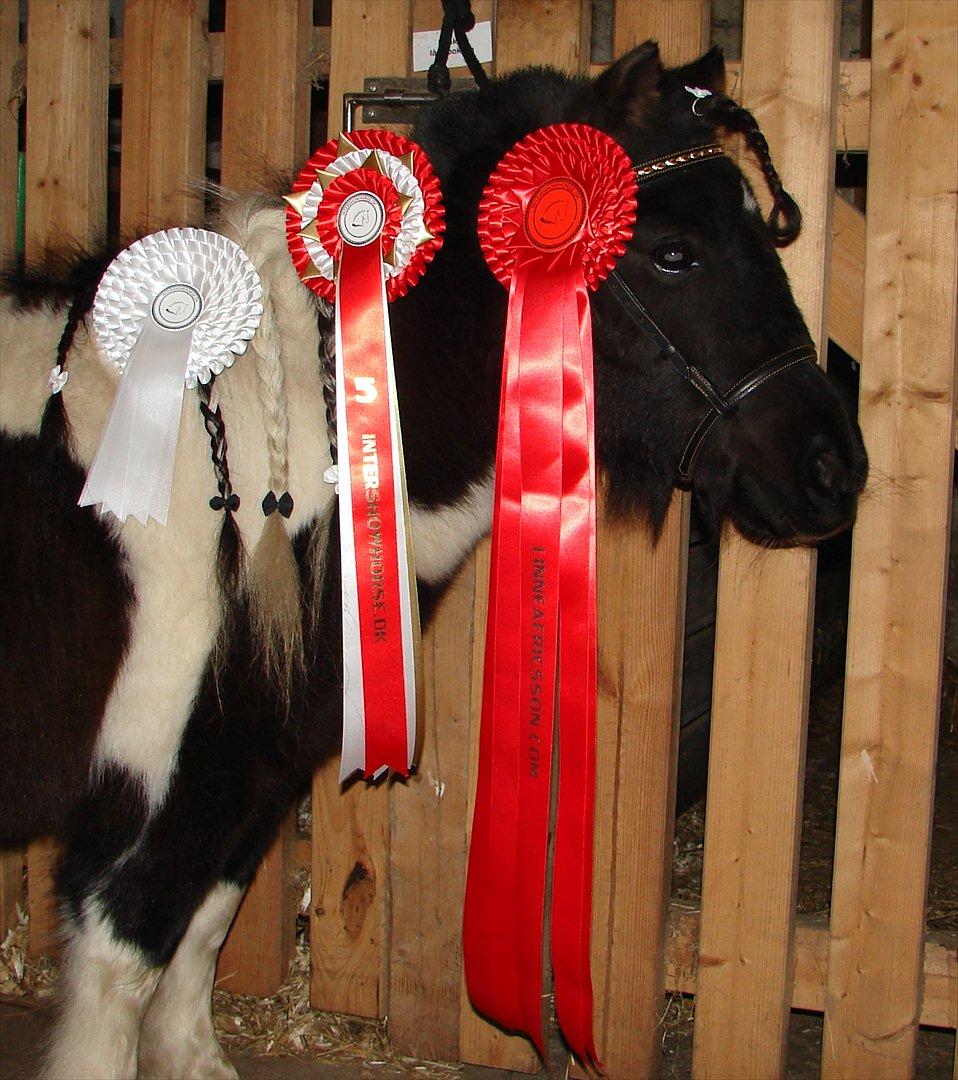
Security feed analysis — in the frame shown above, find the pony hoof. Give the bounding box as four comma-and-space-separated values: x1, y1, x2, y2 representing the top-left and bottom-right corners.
138, 1047, 238, 1080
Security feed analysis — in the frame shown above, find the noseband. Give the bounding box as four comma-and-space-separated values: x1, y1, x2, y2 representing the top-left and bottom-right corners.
607, 143, 817, 489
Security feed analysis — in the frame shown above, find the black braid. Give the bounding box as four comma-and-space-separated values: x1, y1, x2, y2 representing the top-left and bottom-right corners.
701, 95, 803, 246
197, 377, 245, 594
317, 306, 338, 467
39, 283, 99, 448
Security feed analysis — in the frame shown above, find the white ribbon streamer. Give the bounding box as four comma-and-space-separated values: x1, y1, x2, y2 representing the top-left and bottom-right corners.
335, 259, 419, 782
80, 228, 263, 526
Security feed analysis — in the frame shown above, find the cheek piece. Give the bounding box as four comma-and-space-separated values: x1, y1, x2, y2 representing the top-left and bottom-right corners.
604, 132, 815, 489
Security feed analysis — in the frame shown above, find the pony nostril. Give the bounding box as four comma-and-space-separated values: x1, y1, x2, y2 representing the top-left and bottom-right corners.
806, 448, 856, 505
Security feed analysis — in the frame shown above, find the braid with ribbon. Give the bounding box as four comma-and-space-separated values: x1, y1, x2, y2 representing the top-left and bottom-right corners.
40, 283, 98, 449
196, 376, 245, 595
249, 265, 304, 689
698, 94, 802, 245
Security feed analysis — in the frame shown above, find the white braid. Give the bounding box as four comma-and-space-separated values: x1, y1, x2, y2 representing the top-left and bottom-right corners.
251, 267, 291, 498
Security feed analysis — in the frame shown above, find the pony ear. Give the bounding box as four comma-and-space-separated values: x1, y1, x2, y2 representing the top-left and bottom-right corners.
661, 46, 727, 98
585, 40, 664, 127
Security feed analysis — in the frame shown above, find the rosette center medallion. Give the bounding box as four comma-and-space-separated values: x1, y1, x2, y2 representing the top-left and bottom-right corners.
525, 177, 587, 251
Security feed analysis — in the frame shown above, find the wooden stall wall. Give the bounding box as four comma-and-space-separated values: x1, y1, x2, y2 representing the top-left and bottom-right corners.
2, 2, 955, 1079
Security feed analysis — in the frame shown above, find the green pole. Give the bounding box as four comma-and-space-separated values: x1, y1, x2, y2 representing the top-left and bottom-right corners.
17, 150, 25, 262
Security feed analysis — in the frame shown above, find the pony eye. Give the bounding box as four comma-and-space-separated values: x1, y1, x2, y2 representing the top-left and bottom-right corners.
653, 242, 698, 275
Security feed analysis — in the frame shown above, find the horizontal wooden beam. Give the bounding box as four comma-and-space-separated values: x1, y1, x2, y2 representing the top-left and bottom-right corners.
12, 26, 333, 88
13, 39, 870, 152
665, 906, 957, 1031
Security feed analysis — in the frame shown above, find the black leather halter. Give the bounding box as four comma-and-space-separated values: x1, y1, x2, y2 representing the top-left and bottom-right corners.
607, 142, 817, 489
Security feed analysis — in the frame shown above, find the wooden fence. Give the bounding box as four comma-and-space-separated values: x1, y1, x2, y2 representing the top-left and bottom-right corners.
0, 1, 955, 1078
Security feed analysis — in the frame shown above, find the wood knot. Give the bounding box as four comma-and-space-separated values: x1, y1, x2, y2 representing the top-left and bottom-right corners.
341, 861, 376, 940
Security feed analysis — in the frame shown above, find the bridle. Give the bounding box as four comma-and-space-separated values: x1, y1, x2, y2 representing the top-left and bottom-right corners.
605, 142, 817, 490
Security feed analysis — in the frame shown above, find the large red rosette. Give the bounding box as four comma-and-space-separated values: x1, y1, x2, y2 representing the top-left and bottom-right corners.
463, 123, 636, 1070
285, 132, 445, 781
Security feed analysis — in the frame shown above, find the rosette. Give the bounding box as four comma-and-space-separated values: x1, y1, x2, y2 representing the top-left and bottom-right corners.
79, 228, 263, 526
462, 124, 636, 1069
285, 132, 444, 782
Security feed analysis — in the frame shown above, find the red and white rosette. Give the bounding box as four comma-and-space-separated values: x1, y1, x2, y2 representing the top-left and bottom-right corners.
462, 124, 636, 1068
286, 131, 444, 781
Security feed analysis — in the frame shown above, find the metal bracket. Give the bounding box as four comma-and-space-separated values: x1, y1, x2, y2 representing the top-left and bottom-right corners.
341, 76, 478, 130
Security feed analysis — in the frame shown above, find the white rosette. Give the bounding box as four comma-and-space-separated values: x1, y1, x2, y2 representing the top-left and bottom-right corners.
80, 228, 263, 526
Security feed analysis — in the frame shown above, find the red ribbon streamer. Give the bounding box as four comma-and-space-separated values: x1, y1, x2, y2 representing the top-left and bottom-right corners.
463, 124, 636, 1070
338, 238, 409, 775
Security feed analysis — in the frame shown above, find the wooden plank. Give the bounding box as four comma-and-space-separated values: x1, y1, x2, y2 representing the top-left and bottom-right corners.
494, 0, 590, 76
308, 0, 409, 1021
612, 0, 709, 63
25, 839, 59, 957
219, 0, 311, 187
18, 27, 332, 87
12, 33, 871, 148
24, 0, 108, 258
216, 815, 297, 996
822, 2, 958, 1075
213, 0, 311, 998
23, 0, 108, 958
0, 0, 25, 945
458, 540, 541, 1073
829, 193, 865, 361
0, 848, 21, 940
388, 559, 477, 1062
386, 1, 492, 1061
326, 0, 411, 134
310, 774, 390, 1018
574, 501, 689, 1080
571, 6, 706, 1075
118, 0, 209, 239
691, 3, 840, 1077
664, 907, 957, 1030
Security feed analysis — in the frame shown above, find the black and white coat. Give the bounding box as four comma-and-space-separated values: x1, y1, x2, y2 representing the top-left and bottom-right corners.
0, 44, 866, 1080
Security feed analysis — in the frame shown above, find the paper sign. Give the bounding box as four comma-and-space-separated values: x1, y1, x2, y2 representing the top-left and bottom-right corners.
412, 21, 493, 73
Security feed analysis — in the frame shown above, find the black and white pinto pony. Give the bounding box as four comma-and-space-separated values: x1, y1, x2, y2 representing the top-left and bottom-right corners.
0, 45, 866, 1079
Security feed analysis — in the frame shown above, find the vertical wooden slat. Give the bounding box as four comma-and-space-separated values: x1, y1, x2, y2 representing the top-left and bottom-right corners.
612, 0, 710, 54
388, 560, 477, 1061
0, 0, 24, 943
326, 0, 411, 134
575, 8, 708, 1077
118, 0, 209, 239
494, 0, 590, 76
24, 0, 108, 257
823, 2, 957, 1075
692, 2, 840, 1077
384, 0, 493, 1062
577, 503, 689, 1080
23, 0, 109, 958
219, 0, 311, 187
214, 0, 311, 998
309, 0, 410, 1020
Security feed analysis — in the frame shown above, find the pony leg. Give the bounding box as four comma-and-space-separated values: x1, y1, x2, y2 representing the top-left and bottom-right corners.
138, 882, 243, 1080
42, 903, 162, 1080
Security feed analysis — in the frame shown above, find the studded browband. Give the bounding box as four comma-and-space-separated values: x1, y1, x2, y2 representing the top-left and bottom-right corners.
607, 142, 816, 489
